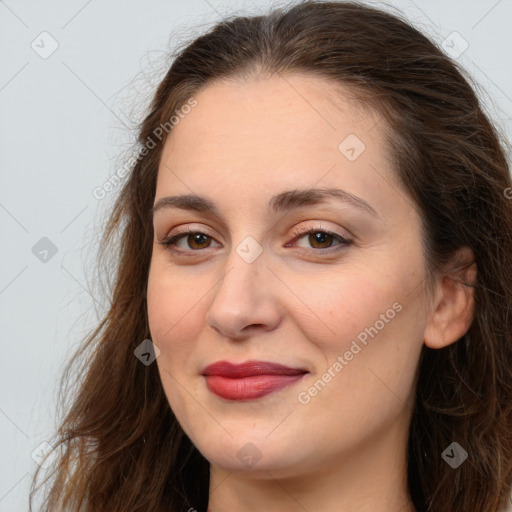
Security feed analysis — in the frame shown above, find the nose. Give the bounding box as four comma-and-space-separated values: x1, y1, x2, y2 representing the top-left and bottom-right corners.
205, 246, 282, 341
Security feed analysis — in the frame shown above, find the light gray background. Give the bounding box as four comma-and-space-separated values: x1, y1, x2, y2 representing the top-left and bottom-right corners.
1, 1, 511, 510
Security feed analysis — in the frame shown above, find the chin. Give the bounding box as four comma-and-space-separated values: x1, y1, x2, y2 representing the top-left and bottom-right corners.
192, 432, 309, 477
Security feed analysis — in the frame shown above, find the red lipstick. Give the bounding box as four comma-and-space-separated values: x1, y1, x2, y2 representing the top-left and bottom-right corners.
202, 360, 308, 401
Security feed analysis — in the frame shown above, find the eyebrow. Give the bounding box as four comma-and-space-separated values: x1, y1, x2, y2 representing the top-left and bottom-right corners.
152, 187, 379, 220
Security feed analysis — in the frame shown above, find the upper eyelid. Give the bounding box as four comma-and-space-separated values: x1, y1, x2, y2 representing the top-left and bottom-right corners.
160, 223, 348, 241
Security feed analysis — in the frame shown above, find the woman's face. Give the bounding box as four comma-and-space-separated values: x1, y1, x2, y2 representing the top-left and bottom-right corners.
147, 73, 430, 478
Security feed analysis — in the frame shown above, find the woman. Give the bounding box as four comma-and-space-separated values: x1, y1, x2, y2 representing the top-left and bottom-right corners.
30, 1, 512, 511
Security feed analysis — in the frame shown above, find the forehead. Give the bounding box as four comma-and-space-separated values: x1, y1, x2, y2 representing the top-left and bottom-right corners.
163, 72, 384, 159
155, 73, 404, 220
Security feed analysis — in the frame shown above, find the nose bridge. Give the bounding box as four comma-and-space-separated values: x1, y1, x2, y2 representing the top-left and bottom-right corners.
206, 235, 281, 338
211, 236, 265, 314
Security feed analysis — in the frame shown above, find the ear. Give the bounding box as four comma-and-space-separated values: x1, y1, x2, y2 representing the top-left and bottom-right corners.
423, 246, 477, 349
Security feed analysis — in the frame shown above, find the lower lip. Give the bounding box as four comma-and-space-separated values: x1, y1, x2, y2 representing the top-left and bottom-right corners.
204, 374, 307, 400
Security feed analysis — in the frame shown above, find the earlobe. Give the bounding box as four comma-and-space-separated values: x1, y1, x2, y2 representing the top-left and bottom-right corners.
423, 247, 477, 350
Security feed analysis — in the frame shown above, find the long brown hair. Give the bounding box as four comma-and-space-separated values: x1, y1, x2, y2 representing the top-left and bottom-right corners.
30, 1, 512, 510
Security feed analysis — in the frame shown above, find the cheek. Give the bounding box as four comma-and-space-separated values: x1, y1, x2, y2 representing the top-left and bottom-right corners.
291, 261, 424, 407
146, 260, 207, 369
289, 265, 403, 353
146, 262, 210, 434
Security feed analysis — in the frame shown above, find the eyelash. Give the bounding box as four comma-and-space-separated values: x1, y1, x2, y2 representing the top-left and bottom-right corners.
158, 224, 352, 257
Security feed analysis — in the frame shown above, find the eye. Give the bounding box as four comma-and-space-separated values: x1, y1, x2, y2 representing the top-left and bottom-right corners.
157, 223, 352, 257
158, 227, 220, 254
287, 224, 352, 252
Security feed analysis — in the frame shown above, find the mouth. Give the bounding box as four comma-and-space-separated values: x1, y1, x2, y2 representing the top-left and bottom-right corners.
201, 360, 309, 401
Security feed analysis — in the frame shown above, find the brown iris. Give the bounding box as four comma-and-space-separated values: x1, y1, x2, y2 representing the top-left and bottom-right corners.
306, 231, 335, 249
186, 233, 212, 250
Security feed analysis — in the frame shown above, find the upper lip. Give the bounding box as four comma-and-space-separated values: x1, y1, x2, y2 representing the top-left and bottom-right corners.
201, 360, 308, 378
